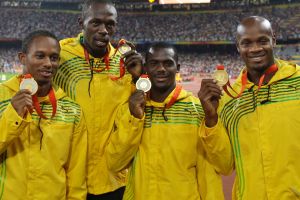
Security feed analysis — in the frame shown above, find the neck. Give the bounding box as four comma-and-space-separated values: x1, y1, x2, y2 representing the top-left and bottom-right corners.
37, 82, 52, 97
83, 40, 107, 58
247, 64, 276, 85
150, 84, 176, 102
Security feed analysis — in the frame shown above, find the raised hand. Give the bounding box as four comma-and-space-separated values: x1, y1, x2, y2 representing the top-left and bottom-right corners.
198, 79, 222, 127
129, 90, 146, 119
11, 89, 33, 118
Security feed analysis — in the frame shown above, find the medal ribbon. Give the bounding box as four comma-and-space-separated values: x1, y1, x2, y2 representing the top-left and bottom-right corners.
83, 39, 126, 81
165, 85, 182, 109
32, 88, 57, 119
21, 74, 57, 119
222, 64, 278, 99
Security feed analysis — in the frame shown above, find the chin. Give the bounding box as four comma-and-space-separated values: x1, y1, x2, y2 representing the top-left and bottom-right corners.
36, 79, 52, 86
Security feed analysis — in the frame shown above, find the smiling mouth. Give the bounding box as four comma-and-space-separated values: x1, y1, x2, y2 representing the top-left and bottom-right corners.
249, 55, 266, 62
94, 39, 108, 47
40, 71, 52, 77
155, 76, 169, 81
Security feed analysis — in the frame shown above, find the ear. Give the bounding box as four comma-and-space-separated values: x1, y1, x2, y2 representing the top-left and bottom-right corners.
18, 52, 26, 65
78, 17, 84, 30
236, 41, 240, 53
177, 64, 180, 72
272, 33, 276, 47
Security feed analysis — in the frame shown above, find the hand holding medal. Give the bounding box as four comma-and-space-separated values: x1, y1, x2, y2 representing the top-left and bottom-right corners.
19, 74, 38, 95
116, 39, 143, 81
213, 64, 278, 99
136, 74, 152, 93
213, 65, 229, 87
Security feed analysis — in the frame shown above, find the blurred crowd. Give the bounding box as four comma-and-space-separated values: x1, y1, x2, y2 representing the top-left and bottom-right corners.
1, 45, 298, 78
0, 4, 299, 78
0, 4, 299, 41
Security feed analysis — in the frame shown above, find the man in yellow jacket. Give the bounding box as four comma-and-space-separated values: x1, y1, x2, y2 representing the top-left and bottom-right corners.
199, 16, 300, 200
106, 42, 233, 200
0, 30, 87, 200
53, 0, 142, 199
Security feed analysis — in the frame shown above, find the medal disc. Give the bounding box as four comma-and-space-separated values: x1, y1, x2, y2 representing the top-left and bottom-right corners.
20, 78, 38, 95
118, 44, 132, 56
136, 77, 152, 92
213, 70, 229, 87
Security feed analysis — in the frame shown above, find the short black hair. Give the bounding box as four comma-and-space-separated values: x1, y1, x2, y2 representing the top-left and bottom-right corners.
145, 42, 178, 63
82, 0, 115, 18
21, 30, 58, 53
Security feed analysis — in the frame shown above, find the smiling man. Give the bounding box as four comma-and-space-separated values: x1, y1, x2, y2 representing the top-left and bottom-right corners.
199, 16, 300, 200
0, 30, 87, 200
106, 42, 233, 200
53, 0, 143, 199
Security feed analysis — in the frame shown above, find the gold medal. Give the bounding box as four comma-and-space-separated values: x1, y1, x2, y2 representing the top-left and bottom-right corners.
20, 78, 38, 95
213, 65, 229, 87
118, 43, 132, 57
136, 77, 152, 92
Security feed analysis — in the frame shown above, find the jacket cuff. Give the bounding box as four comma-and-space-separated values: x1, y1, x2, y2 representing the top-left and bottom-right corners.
3, 103, 32, 131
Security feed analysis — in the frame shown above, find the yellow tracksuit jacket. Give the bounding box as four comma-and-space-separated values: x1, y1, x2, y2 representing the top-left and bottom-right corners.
206, 59, 300, 200
0, 76, 87, 200
106, 87, 233, 200
53, 33, 133, 194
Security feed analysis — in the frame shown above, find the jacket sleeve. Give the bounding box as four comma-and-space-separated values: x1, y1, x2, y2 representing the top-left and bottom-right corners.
197, 139, 225, 200
105, 103, 144, 174
65, 110, 88, 200
199, 118, 234, 175
0, 103, 31, 154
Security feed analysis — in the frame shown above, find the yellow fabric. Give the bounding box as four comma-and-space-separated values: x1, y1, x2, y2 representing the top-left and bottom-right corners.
218, 59, 300, 200
0, 76, 87, 200
107, 87, 230, 200
54, 33, 133, 194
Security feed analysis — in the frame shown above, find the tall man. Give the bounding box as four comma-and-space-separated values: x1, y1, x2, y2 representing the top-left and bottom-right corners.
199, 16, 300, 200
0, 30, 87, 200
106, 43, 233, 200
53, 0, 142, 199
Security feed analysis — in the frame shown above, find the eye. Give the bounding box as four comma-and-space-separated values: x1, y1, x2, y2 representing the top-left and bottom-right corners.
260, 39, 269, 44
164, 60, 174, 67
240, 41, 250, 46
35, 54, 44, 59
106, 22, 115, 30
91, 21, 100, 27
148, 61, 158, 66
50, 55, 59, 62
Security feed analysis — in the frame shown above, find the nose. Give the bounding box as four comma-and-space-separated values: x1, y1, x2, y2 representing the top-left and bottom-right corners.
249, 42, 263, 53
97, 24, 108, 35
156, 63, 166, 72
43, 57, 52, 68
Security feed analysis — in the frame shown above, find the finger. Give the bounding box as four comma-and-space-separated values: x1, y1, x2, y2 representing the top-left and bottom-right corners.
125, 41, 136, 50
18, 89, 33, 95
203, 91, 222, 101
122, 50, 137, 58
204, 85, 222, 95
201, 82, 222, 92
124, 54, 142, 65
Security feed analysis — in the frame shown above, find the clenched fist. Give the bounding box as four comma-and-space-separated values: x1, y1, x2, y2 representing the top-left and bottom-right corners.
123, 43, 143, 82
11, 89, 33, 118
198, 79, 222, 127
129, 90, 146, 119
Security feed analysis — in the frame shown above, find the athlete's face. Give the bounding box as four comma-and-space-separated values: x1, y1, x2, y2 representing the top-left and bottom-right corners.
79, 3, 117, 51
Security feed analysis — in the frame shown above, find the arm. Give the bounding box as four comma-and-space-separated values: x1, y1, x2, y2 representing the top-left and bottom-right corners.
105, 90, 145, 174
199, 118, 234, 175
198, 79, 234, 175
197, 141, 225, 200
0, 90, 33, 154
65, 110, 88, 200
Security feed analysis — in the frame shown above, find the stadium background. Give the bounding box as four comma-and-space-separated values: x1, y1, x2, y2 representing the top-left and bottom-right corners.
0, 0, 299, 199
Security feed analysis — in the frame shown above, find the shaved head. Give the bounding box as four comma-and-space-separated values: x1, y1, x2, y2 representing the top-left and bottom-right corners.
236, 16, 276, 78
237, 16, 273, 40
